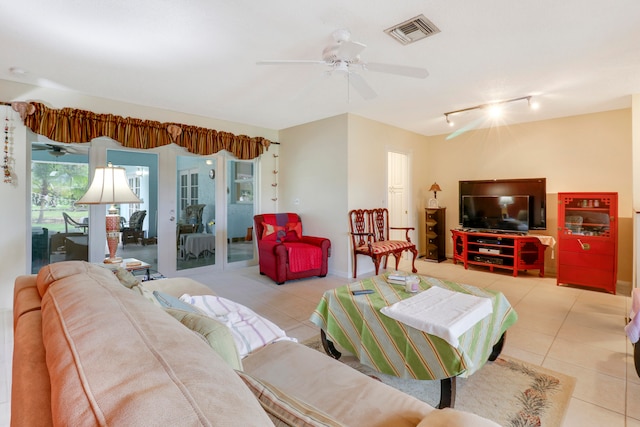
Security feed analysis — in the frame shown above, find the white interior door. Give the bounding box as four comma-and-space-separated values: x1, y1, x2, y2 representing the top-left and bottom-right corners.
387, 151, 409, 242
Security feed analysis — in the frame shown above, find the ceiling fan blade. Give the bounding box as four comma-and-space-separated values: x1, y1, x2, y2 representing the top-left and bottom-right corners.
365, 62, 429, 79
256, 60, 327, 66
336, 40, 366, 61
63, 143, 90, 155
348, 73, 377, 100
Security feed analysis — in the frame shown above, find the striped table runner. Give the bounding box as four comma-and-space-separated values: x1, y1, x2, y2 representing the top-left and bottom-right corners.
310, 274, 518, 380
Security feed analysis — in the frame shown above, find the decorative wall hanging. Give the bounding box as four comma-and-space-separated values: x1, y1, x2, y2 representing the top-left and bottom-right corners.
3, 107, 14, 184
271, 153, 279, 202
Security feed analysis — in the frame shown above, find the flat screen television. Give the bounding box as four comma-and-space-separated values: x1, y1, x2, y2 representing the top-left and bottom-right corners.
462, 195, 530, 232
459, 178, 546, 230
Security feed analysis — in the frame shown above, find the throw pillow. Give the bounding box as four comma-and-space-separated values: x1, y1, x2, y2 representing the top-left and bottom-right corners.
416, 408, 501, 427
236, 371, 345, 427
164, 308, 243, 370
262, 222, 285, 241
285, 221, 303, 239
132, 282, 162, 307
283, 230, 300, 242
114, 267, 140, 289
153, 290, 202, 313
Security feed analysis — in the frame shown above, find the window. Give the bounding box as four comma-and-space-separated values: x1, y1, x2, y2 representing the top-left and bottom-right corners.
233, 162, 253, 204
179, 168, 199, 211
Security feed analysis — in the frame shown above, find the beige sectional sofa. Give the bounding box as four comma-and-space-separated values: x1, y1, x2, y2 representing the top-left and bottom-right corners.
12, 261, 499, 426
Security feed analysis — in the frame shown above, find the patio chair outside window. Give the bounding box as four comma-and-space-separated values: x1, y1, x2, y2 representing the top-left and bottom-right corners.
63, 212, 88, 234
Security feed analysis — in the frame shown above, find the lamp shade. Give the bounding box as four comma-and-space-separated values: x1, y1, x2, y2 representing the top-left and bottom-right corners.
77, 165, 141, 205
428, 182, 442, 193
77, 164, 141, 264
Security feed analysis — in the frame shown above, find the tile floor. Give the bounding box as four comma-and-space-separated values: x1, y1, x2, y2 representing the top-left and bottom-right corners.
2, 258, 638, 426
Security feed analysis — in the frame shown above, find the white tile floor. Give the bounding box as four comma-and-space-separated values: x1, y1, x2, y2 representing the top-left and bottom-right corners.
2, 258, 637, 426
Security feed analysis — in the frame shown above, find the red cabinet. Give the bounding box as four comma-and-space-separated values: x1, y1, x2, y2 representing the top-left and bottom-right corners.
557, 192, 618, 294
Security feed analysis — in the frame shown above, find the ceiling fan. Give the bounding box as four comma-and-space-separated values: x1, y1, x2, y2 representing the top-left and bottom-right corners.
257, 29, 429, 100
32, 142, 89, 157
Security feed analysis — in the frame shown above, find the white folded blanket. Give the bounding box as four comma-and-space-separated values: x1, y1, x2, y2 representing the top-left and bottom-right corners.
180, 294, 296, 358
380, 286, 493, 347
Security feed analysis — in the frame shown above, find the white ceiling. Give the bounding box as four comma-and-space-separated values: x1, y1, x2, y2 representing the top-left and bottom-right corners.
3, 1, 640, 137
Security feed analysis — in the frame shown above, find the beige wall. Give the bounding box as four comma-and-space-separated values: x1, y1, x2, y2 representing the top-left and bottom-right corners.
279, 115, 349, 276
348, 115, 431, 277
425, 108, 633, 281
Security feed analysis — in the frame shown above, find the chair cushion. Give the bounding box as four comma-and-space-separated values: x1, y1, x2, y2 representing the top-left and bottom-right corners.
284, 242, 322, 272
357, 240, 415, 254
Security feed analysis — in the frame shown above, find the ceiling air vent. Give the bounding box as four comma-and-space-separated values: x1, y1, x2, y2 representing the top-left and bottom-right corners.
384, 14, 440, 45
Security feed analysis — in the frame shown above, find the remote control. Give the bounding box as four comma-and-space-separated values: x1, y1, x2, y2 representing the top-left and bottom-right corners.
351, 289, 374, 295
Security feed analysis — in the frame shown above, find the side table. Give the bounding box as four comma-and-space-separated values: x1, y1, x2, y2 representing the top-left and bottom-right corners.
99, 258, 162, 281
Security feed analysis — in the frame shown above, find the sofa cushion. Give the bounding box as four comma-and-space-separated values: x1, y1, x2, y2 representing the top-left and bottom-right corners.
243, 340, 434, 427
36, 260, 114, 297
11, 310, 52, 427
237, 371, 345, 427
165, 308, 243, 371
416, 407, 501, 427
39, 261, 274, 426
12, 275, 41, 326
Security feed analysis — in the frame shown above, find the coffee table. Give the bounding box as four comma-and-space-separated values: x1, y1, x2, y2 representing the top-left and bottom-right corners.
309, 273, 517, 408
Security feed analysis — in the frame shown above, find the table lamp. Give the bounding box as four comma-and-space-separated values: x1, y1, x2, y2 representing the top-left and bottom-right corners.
428, 182, 442, 208
77, 163, 141, 264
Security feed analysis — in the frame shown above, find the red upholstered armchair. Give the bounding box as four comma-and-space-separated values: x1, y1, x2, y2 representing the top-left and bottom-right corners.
254, 213, 331, 285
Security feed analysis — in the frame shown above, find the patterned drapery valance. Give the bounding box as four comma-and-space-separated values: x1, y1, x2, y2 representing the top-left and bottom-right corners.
23, 102, 272, 159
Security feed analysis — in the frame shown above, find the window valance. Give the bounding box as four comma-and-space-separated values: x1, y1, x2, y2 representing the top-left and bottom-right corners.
22, 102, 272, 159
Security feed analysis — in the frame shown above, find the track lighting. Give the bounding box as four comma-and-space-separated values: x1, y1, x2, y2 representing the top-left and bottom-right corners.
445, 114, 454, 126
443, 95, 538, 126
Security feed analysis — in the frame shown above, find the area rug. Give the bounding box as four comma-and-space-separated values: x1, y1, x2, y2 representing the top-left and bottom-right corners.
303, 337, 575, 427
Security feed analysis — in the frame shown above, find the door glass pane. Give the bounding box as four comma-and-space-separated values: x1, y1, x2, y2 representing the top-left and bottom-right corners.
31, 140, 90, 273
227, 160, 254, 263
177, 157, 216, 270
108, 150, 158, 275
